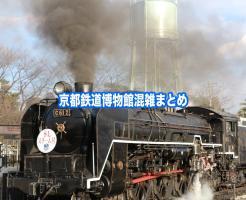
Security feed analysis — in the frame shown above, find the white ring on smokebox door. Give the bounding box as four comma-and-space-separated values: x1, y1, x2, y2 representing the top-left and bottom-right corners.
37, 129, 57, 153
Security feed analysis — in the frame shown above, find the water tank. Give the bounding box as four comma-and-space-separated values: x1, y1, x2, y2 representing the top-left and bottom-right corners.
132, 0, 178, 40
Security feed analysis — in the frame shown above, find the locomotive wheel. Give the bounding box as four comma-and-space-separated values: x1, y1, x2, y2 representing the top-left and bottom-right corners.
70, 192, 92, 200
201, 168, 221, 190
156, 177, 173, 199
44, 196, 70, 200
125, 175, 190, 199
126, 180, 166, 200
103, 194, 128, 200
173, 174, 189, 197
126, 181, 150, 199
89, 175, 111, 199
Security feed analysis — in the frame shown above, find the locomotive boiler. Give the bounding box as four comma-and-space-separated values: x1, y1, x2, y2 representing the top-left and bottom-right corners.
2, 81, 243, 200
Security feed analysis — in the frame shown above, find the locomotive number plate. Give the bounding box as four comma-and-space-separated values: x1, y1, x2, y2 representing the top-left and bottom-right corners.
53, 109, 71, 117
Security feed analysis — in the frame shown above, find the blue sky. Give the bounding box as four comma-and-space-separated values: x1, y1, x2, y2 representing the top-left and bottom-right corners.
0, 0, 245, 113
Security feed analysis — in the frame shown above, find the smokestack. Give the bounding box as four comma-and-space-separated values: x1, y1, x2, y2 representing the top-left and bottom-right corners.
75, 82, 93, 92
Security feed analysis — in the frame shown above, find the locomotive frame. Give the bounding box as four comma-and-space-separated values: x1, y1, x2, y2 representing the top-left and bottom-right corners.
1, 82, 244, 200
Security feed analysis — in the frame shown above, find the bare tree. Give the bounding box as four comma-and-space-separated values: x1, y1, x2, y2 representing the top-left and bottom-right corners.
189, 82, 230, 111
0, 46, 57, 124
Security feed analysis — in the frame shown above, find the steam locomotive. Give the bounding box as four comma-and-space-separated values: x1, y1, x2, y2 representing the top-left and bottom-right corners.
2, 81, 246, 200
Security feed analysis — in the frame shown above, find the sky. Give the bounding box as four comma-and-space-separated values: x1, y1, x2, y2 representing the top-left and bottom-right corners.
177, 0, 246, 112
0, 0, 245, 113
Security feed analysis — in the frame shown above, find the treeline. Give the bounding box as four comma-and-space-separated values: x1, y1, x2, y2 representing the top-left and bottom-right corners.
0, 46, 59, 124
0, 45, 242, 125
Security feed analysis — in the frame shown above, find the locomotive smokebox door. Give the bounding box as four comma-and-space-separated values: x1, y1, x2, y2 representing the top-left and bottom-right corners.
43, 103, 87, 153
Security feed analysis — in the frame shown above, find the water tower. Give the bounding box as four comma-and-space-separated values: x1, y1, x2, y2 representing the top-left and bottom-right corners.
130, 0, 180, 92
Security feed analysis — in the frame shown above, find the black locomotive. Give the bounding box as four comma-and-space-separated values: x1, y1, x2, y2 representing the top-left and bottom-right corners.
2, 81, 246, 200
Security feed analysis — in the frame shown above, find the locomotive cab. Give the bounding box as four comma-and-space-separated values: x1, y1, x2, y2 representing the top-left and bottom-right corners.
225, 120, 239, 157
182, 107, 239, 158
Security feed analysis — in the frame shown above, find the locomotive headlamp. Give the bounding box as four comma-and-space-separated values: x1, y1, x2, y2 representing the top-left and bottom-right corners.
53, 81, 72, 95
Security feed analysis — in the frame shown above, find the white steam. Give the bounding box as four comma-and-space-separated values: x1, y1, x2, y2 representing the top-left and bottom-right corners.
179, 173, 214, 200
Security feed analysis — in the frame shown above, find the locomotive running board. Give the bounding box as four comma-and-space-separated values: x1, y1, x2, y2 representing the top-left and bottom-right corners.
86, 137, 222, 189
